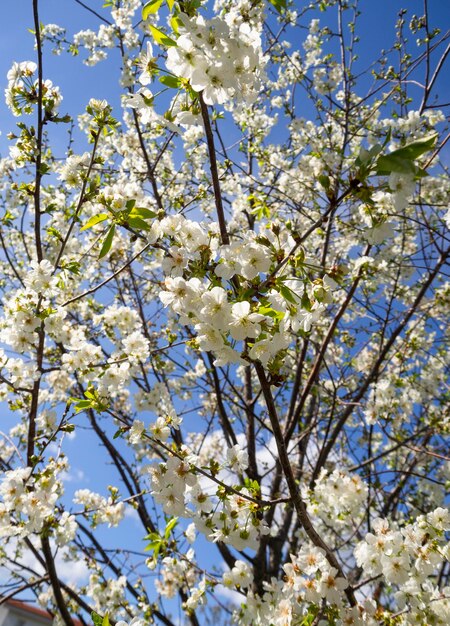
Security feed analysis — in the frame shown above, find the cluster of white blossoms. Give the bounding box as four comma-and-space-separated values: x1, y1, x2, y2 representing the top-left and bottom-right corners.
126, 10, 267, 127
192, 486, 270, 551
235, 545, 374, 626
73, 27, 116, 66
94, 304, 140, 337
58, 152, 92, 187
154, 548, 197, 599
149, 453, 198, 518
164, 13, 267, 105
0, 290, 43, 352
0, 459, 76, 544
313, 63, 343, 94
148, 447, 268, 551
5, 60, 62, 117
155, 215, 339, 367
73, 488, 125, 528
355, 510, 450, 622
232, 521, 448, 626
183, 578, 207, 611
308, 469, 368, 525
222, 559, 253, 589
86, 572, 128, 613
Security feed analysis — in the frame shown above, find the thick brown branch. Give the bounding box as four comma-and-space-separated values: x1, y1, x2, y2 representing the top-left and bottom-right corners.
41, 536, 75, 626
32, 0, 43, 262
254, 362, 357, 607
199, 93, 230, 246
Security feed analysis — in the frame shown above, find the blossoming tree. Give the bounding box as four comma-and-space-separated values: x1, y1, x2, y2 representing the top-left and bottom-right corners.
0, 0, 449, 625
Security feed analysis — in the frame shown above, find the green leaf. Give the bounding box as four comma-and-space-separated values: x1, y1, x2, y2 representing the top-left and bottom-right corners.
164, 516, 179, 538
375, 133, 437, 175
148, 24, 177, 47
279, 283, 299, 304
99, 224, 116, 258
395, 133, 437, 160
113, 428, 125, 439
127, 216, 151, 230
102, 615, 110, 626
167, 0, 175, 9
258, 306, 284, 321
142, 0, 165, 20
144, 531, 162, 542
144, 540, 162, 551
301, 291, 312, 311
170, 14, 183, 35
251, 199, 270, 219
39, 163, 51, 176
129, 206, 157, 219
255, 235, 272, 248
51, 114, 72, 123
61, 261, 81, 275
159, 75, 181, 89
268, 0, 287, 13
73, 399, 94, 413
368, 144, 383, 159
92, 612, 103, 626
47, 226, 63, 241
317, 175, 330, 190
80, 213, 109, 231
376, 154, 416, 175
243, 478, 261, 493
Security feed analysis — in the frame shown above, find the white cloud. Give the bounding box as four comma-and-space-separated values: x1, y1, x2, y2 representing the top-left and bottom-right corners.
61, 467, 85, 483
124, 504, 140, 522
1, 537, 89, 586
214, 583, 243, 606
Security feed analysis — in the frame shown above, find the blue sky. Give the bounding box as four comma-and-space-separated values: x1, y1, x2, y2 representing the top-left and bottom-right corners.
1, 0, 449, 156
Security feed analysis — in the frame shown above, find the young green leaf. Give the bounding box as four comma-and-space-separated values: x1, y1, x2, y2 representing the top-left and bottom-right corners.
144, 539, 162, 552
80, 213, 109, 232
113, 428, 125, 439
268, 0, 287, 13
99, 224, 116, 258
127, 216, 151, 231
170, 14, 183, 35
159, 75, 181, 89
73, 399, 94, 413
148, 24, 177, 47
91, 612, 103, 626
164, 516, 179, 538
129, 207, 157, 219
317, 175, 330, 191
279, 283, 299, 304
142, 0, 165, 20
